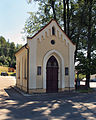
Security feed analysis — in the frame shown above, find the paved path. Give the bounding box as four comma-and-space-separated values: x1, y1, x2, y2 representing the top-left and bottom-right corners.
0, 76, 16, 89
1, 77, 96, 120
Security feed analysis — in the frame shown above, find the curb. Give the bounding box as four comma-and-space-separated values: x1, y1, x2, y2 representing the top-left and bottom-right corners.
10, 86, 77, 97
10, 86, 32, 96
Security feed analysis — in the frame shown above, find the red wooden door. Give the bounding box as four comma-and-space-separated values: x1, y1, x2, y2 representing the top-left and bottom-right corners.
46, 56, 58, 93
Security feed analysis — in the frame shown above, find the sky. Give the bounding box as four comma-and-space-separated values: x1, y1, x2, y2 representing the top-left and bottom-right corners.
0, 0, 38, 45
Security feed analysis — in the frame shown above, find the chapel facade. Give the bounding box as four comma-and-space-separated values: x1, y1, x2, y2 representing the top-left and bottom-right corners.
15, 19, 75, 93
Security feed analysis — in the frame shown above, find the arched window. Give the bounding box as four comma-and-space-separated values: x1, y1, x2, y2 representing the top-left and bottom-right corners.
52, 27, 55, 35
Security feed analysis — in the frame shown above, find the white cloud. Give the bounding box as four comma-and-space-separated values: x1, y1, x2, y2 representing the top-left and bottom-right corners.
1, 31, 27, 45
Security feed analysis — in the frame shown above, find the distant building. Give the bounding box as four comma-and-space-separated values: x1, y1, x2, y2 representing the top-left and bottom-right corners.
15, 20, 75, 93
90, 74, 96, 80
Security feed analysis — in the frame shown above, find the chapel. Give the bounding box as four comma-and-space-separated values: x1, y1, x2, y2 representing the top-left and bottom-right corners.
15, 19, 75, 93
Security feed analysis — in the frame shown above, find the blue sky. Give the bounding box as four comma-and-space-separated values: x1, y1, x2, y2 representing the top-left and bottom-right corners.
0, 0, 38, 45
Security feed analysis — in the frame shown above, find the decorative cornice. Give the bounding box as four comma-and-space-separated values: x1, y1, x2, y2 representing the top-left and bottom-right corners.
27, 19, 75, 46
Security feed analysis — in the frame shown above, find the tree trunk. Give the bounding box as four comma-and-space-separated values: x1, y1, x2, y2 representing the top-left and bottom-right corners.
63, 0, 66, 33
66, 0, 70, 37
74, 28, 80, 62
85, 0, 93, 88
51, 0, 56, 20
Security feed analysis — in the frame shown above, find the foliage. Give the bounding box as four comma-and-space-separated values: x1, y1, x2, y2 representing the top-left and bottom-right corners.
74, 0, 96, 87
24, 0, 64, 36
24, 0, 96, 87
0, 36, 22, 68
75, 73, 86, 80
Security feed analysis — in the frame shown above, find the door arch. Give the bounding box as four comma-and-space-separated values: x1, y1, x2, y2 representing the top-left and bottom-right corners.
43, 49, 65, 90
46, 56, 58, 93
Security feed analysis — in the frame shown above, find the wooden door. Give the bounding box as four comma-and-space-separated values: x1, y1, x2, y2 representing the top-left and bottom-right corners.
46, 56, 58, 93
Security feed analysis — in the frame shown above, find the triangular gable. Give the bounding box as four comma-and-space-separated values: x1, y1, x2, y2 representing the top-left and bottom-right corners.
15, 43, 27, 55
27, 19, 75, 46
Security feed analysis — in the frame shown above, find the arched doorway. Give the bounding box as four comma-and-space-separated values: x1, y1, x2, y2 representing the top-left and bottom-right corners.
46, 56, 59, 93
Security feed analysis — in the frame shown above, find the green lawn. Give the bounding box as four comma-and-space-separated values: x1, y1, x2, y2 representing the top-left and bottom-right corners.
77, 88, 94, 93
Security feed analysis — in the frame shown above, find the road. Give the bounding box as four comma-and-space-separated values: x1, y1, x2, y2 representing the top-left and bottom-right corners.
0, 77, 96, 120
0, 76, 16, 89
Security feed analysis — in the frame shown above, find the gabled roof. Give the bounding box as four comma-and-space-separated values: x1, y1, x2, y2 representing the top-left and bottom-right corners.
27, 19, 75, 45
16, 19, 75, 55
15, 43, 27, 55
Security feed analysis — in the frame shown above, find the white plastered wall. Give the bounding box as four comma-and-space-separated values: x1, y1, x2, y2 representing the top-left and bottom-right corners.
35, 20, 70, 46
27, 20, 75, 90
28, 38, 37, 89
69, 43, 75, 87
16, 48, 27, 87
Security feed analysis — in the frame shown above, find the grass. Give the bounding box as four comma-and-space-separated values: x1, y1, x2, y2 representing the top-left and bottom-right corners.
0, 66, 16, 76
77, 88, 94, 93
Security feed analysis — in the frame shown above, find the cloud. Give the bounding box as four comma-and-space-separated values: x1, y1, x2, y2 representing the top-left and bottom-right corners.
1, 31, 27, 45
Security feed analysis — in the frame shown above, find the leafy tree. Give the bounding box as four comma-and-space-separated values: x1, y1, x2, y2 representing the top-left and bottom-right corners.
0, 36, 22, 68
0, 55, 9, 66
16, 44, 22, 51
9, 42, 16, 60
0, 36, 6, 56
25, 0, 96, 88
24, 0, 65, 36
75, 0, 96, 87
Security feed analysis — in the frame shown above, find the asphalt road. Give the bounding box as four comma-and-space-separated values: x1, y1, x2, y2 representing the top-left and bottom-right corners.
0, 76, 96, 120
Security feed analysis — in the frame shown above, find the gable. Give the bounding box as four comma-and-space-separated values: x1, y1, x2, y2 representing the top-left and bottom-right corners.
27, 19, 75, 47
15, 43, 27, 56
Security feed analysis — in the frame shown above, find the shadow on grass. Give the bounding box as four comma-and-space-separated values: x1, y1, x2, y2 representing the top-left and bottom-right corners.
76, 85, 95, 93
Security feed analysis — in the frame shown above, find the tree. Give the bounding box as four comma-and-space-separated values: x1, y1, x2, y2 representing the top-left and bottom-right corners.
0, 55, 9, 66
0, 36, 22, 68
24, 0, 70, 36
66, 0, 70, 36
9, 42, 15, 59
25, 0, 96, 88
16, 44, 22, 51
50, 0, 56, 20
85, 0, 95, 87
0, 36, 6, 56
63, 0, 66, 33
74, 0, 96, 87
